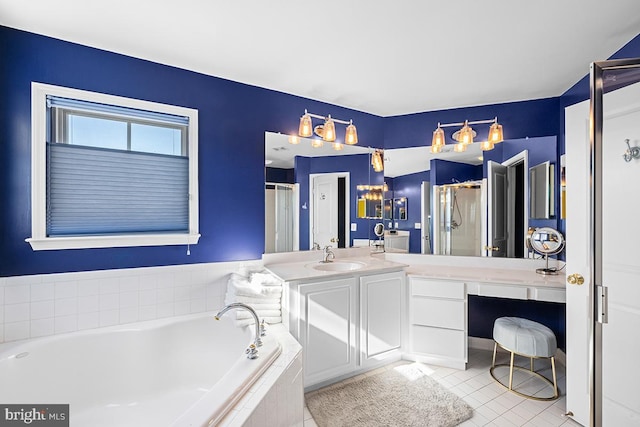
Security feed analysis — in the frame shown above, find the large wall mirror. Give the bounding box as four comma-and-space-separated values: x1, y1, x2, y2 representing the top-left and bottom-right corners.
264, 132, 383, 254
383, 136, 559, 257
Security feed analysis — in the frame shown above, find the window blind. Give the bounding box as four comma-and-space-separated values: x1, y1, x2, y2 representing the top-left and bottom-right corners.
47, 95, 189, 126
47, 143, 189, 236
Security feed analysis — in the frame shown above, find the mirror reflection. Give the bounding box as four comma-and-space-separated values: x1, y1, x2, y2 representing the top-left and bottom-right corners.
265, 130, 560, 258
383, 136, 559, 257
264, 132, 382, 253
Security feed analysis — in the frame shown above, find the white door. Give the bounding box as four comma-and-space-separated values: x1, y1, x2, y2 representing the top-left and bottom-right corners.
565, 65, 640, 426
599, 75, 640, 426
487, 161, 507, 257
565, 98, 592, 426
312, 174, 339, 248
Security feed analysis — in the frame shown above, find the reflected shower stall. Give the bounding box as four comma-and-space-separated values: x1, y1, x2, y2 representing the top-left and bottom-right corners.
265, 183, 299, 253
432, 181, 483, 256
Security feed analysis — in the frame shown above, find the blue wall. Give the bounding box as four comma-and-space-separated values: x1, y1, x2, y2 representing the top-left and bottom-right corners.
384, 98, 561, 150
385, 171, 430, 253
266, 167, 294, 184
0, 26, 384, 277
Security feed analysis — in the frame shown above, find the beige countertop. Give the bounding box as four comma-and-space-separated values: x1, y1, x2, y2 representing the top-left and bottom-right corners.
265, 255, 407, 282
405, 264, 566, 289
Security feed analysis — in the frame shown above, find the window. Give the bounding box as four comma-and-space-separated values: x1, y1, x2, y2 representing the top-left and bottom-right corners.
27, 83, 200, 250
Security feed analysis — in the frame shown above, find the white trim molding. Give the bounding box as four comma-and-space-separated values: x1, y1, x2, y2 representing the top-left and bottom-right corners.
28, 82, 200, 251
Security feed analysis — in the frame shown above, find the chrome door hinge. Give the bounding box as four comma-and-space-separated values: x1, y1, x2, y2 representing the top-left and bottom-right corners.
596, 285, 608, 324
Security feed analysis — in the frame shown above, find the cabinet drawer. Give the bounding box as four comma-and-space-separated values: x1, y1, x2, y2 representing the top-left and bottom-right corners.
410, 325, 465, 359
477, 283, 527, 300
411, 277, 465, 299
411, 297, 465, 330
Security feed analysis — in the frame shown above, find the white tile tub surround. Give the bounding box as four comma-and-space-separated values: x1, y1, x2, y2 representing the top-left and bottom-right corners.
0, 260, 263, 344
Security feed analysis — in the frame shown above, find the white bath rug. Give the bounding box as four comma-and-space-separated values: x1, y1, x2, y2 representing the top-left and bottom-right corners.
305, 363, 473, 427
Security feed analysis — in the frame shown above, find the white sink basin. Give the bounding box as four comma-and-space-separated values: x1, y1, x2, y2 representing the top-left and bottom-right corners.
309, 261, 366, 272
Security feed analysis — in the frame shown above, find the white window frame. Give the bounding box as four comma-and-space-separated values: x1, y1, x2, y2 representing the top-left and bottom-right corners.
27, 82, 200, 250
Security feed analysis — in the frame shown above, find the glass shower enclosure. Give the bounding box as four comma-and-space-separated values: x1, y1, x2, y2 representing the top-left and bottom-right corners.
432, 181, 483, 256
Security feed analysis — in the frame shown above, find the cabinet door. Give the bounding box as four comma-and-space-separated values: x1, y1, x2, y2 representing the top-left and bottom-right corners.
298, 277, 356, 387
360, 272, 404, 365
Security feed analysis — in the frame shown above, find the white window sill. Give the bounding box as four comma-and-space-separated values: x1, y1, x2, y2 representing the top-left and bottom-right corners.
26, 233, 201, 251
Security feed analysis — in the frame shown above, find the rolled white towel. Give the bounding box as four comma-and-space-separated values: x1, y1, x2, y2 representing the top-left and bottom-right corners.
235, 316, 282, 327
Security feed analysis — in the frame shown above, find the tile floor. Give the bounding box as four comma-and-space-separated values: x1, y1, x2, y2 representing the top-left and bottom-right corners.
303, 348, 583, 427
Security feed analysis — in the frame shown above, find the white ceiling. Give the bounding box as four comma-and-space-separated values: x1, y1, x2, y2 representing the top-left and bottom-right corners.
1, 0, 639, 117
266, 132, 370, 169
266, 131, 482, 177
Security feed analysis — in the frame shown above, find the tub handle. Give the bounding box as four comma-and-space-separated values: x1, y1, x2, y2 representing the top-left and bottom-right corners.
260, 320, 267, 337
246, 344, 259, 359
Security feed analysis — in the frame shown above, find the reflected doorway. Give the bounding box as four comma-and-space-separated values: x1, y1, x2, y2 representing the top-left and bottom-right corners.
310, 173, 349, 249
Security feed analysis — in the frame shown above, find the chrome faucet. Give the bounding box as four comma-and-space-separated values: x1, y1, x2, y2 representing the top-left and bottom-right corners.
322, 245, 335, 263
215, 303, 266, 358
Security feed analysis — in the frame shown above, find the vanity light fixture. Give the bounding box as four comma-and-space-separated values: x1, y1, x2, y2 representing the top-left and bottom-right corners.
371, 149, 384, 172
287, 135, 300, 145
296, 110, 359, 146
431, 117, 504, 153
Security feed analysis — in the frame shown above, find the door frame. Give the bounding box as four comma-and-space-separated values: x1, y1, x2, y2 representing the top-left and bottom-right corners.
309, 172, 350, 249
590, 57, 640, 427
502, 150, 529, 258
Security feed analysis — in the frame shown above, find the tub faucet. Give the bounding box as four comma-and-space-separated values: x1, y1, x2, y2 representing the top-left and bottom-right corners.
322, 245, 335, 263
215, 303, 264, 353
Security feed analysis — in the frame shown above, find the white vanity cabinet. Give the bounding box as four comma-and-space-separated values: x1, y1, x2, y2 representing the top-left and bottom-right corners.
406, 276, 467, 370
283, 269, 405, 389
359, 272, 404, 368
296, 277, 357, 387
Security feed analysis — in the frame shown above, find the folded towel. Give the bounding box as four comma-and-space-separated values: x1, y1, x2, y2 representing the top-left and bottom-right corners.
224, 296, 281, 310
235, 316, 282, 327
224, 294, 281, 305
235, 309, 281, 320
227, 278, 282, 298
250, 272, 282, 287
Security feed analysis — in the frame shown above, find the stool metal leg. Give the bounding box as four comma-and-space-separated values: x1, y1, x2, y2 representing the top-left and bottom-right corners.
508, 351, 515, 391
530, 357, 534, 372
492, 342, 497, 368
551, 356, 558, 398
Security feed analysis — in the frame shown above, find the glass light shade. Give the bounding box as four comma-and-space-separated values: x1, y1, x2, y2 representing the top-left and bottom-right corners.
371, 150, 384, 172
430, 144, 442, 154
488, 122, 504, 143
480, 140, 495, 151
311, 139, 324, 148
332, 142, 344, 151
458, 124, 474, 145
431, 126, 445, 148
453, 142, 467, 152
298, 113, 313, 137
345, 122, 358, 145
288, 135, 300, 145
322, 117, 336, 142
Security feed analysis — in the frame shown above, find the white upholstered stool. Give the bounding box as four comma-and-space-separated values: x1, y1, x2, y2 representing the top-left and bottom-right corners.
490, 317, 559, 401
